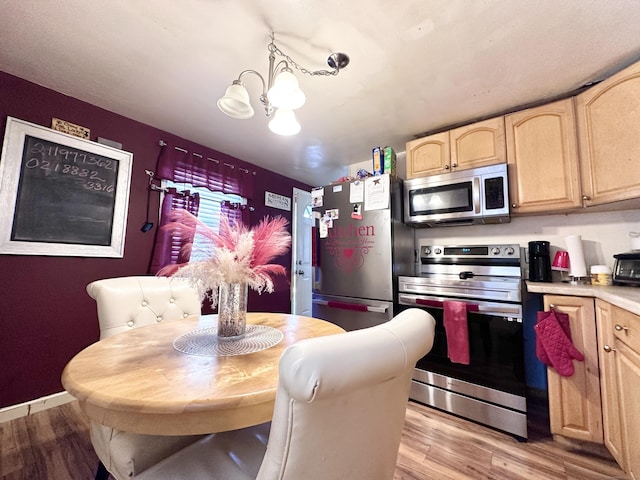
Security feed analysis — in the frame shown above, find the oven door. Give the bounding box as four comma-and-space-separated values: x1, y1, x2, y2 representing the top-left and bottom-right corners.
398, 292, 525, 397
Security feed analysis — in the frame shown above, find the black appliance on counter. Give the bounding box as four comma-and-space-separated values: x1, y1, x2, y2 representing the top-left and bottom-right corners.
613, 251, 640, 285
528, 240, 552, 282
398, 244, 529, 440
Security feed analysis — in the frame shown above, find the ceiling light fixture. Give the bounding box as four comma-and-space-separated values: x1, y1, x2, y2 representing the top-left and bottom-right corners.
217, 32, 349, 136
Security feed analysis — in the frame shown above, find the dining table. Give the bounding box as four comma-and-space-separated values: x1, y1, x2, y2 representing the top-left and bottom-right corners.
61, 312, 344, 436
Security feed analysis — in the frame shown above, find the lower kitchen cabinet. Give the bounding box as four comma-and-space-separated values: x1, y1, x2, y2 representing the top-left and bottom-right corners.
543, 295, 603, 443
595, 300, 625, 467
597, 300, 640, 479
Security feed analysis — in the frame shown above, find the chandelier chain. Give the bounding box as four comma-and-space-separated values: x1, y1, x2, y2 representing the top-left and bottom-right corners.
268, 39, 339, 77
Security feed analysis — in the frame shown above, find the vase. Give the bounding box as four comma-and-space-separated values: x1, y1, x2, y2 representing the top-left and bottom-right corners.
217, 282, 248, 340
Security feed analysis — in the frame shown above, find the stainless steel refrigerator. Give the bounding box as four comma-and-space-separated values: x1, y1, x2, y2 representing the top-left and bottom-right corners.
311, 174, 414, 331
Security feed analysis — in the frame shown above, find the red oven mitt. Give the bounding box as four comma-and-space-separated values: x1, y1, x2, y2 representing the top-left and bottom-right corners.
535, 310, 572, 367
535, 310, 584, 376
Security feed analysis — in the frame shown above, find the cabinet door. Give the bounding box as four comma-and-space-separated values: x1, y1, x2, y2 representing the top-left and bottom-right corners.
617, 341, 640, 480
450, 116, 506, 171
595, 300, 625, 467
506, 99, 582, 214
543, 295, 603, 443
405, 132, 450, 178
576, 61, 640, 206
610, 303, 640, 479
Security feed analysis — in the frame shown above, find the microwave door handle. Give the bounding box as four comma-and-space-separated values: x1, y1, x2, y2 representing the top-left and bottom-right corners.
473, 177, 481, 214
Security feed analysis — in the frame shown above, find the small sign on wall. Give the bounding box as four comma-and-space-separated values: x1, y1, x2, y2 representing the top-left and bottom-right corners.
51, 118, 90, 139
265, 191, 291, 211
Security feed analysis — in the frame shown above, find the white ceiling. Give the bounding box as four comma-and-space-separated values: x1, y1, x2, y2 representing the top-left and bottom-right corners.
2, 0, 640, 187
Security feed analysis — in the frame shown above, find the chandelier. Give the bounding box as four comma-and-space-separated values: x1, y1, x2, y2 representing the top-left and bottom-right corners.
217, 33, 349, 136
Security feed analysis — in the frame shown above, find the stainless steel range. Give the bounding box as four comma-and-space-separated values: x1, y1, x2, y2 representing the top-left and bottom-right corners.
398, 244, 528, 440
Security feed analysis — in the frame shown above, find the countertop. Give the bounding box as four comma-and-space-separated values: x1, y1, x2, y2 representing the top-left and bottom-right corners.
525, 281, 640, 316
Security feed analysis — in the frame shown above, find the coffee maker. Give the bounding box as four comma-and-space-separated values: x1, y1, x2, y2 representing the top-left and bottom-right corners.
528, 241, 552, 282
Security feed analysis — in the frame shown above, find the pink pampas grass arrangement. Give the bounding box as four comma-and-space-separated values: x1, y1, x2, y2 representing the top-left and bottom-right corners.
157, 209, 291, 308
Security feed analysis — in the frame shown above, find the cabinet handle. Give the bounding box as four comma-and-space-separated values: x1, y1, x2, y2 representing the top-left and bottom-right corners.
549, 304, 556, 309
444, 165, 450, 170
603, 345, 616, 353
451, 163, 457, 168
582, 195, 591, 200
614, 324, 629, 332
511, 203, 518, 209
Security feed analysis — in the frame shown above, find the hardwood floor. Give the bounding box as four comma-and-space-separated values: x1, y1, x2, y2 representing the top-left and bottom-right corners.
0, 400, 629, 479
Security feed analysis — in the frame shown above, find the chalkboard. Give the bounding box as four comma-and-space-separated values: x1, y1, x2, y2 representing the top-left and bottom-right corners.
0, 117, 132, 257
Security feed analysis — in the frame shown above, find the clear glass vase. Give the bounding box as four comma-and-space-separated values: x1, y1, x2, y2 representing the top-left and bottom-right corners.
217, 282, 248, 340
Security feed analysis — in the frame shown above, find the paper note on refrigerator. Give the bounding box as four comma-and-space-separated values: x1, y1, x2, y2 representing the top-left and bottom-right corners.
349, 180, 364, 203
364, 174, 389, 211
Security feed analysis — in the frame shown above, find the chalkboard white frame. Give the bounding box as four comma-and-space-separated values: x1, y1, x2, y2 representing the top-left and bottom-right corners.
0, 117, 132, 257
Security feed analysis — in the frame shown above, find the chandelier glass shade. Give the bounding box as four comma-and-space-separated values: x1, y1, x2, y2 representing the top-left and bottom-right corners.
267, 69, 306, 110
268, 108, 301, 136
217, 81, 255, 119
216, 33, 348, 135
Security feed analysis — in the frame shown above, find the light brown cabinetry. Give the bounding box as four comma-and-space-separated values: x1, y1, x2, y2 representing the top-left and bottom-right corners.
406, 132, 450, 178
505, 99, 582, 213
576, 61, 640, 207
594, 300, 625, 467
450, 117, 506, 171
406, 117, 505, 179
597, 300, 640, 479
543, 295, 603, 443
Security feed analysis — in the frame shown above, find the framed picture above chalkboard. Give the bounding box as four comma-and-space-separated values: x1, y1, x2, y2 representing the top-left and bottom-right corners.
0, 117, 132, 257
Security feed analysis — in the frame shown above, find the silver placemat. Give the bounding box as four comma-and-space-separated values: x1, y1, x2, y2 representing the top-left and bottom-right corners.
173, 325, 284, 357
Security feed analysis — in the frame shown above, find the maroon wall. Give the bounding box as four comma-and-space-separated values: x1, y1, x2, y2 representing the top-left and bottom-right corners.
0, 71, 310, 408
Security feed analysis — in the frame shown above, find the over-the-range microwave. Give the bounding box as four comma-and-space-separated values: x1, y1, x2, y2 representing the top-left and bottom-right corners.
404, 163, 510, 227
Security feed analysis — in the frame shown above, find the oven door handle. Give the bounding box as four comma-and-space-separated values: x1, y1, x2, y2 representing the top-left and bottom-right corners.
415, 298, 479, 312
400, 294, 522, 319
313, 299, 388, 314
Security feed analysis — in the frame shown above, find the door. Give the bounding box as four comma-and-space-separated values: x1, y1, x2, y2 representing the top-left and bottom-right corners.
543, 295, 603, 443
291, 188, 313, 316
576, 60, 640, 206
406, 131, 450, 178
505, 99, 582, 213
595, 300, 625, 468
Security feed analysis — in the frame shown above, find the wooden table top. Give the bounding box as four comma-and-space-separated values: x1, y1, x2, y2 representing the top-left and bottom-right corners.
61, 312, 344, 435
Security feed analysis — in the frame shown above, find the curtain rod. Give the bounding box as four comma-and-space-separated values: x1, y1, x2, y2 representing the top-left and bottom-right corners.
144, 169, 255, 211
159, 140, 257, 175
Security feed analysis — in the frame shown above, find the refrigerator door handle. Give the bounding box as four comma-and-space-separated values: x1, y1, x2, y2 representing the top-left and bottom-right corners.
312, 298, 388, 314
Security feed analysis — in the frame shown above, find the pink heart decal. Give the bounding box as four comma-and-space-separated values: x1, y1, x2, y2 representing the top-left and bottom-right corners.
343, 248, 353, 258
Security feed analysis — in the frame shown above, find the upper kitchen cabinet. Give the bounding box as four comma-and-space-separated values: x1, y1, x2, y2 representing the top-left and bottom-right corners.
406, 117, 505, 179
450, 116, 506, 171
406, 131, 450, 178
506, 99, 582, 214
576, 60, 640, 206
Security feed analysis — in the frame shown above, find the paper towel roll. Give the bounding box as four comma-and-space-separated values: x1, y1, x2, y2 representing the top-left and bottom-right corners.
566, 235, 587, 278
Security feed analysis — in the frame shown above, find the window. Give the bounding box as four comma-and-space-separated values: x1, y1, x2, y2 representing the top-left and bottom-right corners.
162, 180, 246, 262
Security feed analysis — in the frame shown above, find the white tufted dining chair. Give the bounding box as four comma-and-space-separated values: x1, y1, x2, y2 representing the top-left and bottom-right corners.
134, 308, 436, 480
85, 275, 206, 480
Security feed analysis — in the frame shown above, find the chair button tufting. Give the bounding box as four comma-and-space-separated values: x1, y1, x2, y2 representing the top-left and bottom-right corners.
141, 301, 148, 307
156, 316, 162, 322
183, 313, 189, 318
127, 321, 134, 327
169, 298, 175, 303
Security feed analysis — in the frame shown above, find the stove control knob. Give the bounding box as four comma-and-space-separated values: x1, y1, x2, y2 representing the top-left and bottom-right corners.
423, 247, 431, 256
505, 247, 515, 255
434, 247, 442, 255
491, 247, 501, 255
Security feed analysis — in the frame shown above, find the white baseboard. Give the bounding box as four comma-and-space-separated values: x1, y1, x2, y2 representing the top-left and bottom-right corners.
0, 391, 75, 424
